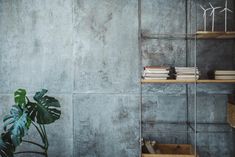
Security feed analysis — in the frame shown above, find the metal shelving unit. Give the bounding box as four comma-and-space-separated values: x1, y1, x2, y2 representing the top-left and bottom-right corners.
138, 0, 235, 157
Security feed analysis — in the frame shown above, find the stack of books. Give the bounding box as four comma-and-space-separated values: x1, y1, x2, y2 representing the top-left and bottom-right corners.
175, 67, 199, 80
215, 70, 235, 80
143, 66, 170, 80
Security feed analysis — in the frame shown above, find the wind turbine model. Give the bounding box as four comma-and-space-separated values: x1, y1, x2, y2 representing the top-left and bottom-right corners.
200, 5, 212, 31
220, 0, 233, 32
209, 3, 221, 32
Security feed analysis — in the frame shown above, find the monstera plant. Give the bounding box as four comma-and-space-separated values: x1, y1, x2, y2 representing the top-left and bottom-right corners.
0, 89, 61, 157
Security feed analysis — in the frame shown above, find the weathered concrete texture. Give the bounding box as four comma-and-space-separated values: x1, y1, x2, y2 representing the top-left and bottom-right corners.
73, 94, 139, 157
1, 0, 235, 157
142, 39, 186, 67
196, 40, 235, 79
142, 84, 187, 95
143, 123, 188, 144
142, 95, 187, 122
0, 0, 73, 93
73, 0, 139, 94
141, 0, 186, 34
188, 95, 227, 123
188, 84, 235, 95
189, 129, 234, 157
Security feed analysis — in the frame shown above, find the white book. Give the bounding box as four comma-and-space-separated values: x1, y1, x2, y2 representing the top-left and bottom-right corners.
144, 73, 169, 77
175, 67, 198, 69
144, 76, 169, 79
176, 75, 199, 78
176, 71, 199, 75
145, 67, 169, 70
215, 70, 235, 75
176, 78, 199, 80
144, 70, 169, 74
215, 75, 235, 80
144, 77, 168, 80
176, 68, 198, 71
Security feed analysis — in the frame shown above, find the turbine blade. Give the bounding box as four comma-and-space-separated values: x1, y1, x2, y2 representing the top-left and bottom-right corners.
209, 3, 213, 8
206, 7, 212, 10
227, 9, 233, 13
210, 10, 214, 16
220, 8, 225, 12
200, 5, 205, 11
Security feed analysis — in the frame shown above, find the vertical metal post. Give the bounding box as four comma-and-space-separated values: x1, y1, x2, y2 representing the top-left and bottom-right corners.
185, 0, 189, 144
138, 0, 142, 156
194, 0, 198, 156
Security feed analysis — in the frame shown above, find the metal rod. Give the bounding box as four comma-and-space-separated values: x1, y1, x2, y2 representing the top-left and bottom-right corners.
185, 0, 189, 144
142, 121, 231, 125
187, 122, 196, 132
138, 0, 142, 156
143, 130, 233, 134
194, 1, 198, 155
141, 33, 195, 40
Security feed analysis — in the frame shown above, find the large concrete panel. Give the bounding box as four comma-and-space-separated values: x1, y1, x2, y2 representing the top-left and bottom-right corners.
141, 0, 186, 34
142, 39, 187, 67
143, 123, 188, 144
73, 0, 139, 94
0, 0, 73, 93
142, 84, 187, 95
189, 125, 234, 157
188, 84, 235, 95
73, 94, 139, 157
196, 40, 235, 79
188, 95, 228, 123
142, 95, 187, 122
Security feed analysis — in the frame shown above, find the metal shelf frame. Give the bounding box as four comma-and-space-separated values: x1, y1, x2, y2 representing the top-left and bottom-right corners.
141, 32, 235, 40
138, 0, 198, 155
136, 0, 235, 156
138, 0, 235, 155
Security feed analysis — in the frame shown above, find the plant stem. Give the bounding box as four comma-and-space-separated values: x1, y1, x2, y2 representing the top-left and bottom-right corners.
22, 140, 45, 149
42, 125, 49, 149
40, 125, 49, 157
32, 122, 44, 137
32, 122, 45, 143
32, 122, 48, 157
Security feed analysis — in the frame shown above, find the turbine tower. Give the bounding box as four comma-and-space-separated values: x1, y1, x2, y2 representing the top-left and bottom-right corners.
200, 5, 212, 31
220, 0, 233, 32
209, 3, 221, 32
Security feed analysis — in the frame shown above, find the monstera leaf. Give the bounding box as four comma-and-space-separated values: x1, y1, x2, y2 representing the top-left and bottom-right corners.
26, 89, 61, 124
14, 89, 27, 109
0, 133, 15, 157
3, 105, 31, 146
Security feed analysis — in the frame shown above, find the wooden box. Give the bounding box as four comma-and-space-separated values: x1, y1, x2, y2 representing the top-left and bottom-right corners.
228, 103, 235, 128
142, 144, 197, 157
228, 95, 235, 128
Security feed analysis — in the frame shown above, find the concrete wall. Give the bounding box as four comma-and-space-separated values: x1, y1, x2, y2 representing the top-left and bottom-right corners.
0, 0, 234, 157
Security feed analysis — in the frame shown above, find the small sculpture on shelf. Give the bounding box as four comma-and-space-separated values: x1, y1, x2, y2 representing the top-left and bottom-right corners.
220, 0, 233, 32
200, 1, 233, 32
200, 5, 212, 31
209, 3, 221, 32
